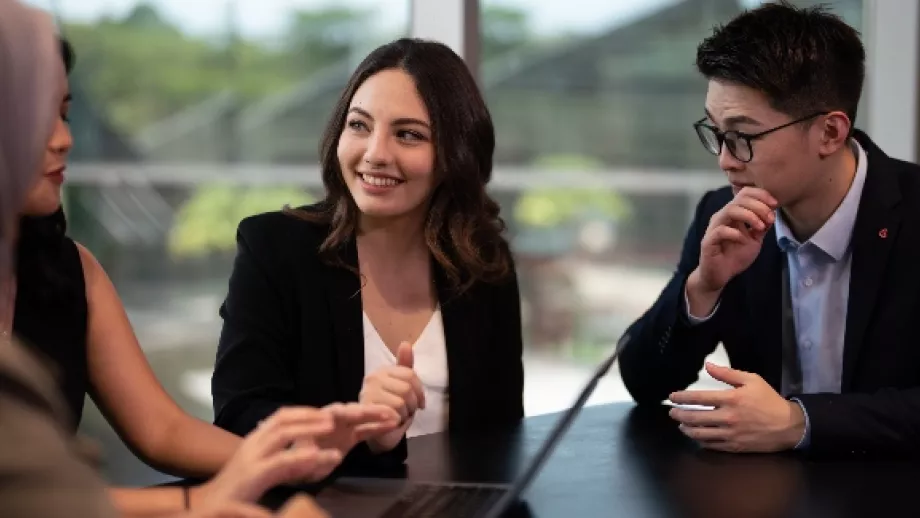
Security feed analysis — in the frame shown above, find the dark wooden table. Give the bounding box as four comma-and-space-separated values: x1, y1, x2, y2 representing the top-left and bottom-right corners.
292, 403, 920, 517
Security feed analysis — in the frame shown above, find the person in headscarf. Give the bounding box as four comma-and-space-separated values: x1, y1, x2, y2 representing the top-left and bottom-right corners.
0, 3, 119, 515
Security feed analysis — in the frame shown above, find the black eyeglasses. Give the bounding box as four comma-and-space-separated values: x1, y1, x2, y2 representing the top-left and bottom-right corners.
692, 111, 829, 162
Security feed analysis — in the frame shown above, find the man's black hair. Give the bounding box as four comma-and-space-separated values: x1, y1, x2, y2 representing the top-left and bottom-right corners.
696, 1, 865, 123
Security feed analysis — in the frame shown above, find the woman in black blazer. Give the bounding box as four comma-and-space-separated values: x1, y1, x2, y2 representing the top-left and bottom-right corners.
211, 38, 524, 474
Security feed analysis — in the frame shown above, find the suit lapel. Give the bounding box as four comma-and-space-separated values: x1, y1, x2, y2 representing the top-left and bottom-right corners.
842, 135, 901, 389
433, 264, 474, 428
325, 238, 366, 401
743, 228, 783, 391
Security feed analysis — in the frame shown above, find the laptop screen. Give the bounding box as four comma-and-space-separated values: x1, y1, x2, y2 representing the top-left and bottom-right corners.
482, 333, 630, 518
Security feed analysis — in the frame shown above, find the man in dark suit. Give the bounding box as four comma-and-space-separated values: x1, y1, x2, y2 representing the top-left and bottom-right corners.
619, 1, 920, 456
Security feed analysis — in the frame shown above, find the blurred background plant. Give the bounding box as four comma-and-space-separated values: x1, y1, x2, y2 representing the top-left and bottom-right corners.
168, 184, 313, 258
513, 154, 631, 231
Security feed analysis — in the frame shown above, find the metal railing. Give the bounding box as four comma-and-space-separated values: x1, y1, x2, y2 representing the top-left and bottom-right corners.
66, 162, 725, 192
65, 162, 726, 245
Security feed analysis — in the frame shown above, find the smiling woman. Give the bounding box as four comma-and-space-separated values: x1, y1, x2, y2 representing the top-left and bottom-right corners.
211, 37, 525, 475
290, 37, 511, 292
338, 69, 436, 224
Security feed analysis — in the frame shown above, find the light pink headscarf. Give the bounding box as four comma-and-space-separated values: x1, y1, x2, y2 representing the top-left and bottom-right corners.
0, 0, 63, 327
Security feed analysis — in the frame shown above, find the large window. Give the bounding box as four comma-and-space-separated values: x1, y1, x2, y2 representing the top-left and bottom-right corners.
479, 0, 865, 416
21, 0, 882, 485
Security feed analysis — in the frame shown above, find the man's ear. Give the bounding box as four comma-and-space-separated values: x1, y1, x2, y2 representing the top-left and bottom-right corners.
817, 111, 852, 158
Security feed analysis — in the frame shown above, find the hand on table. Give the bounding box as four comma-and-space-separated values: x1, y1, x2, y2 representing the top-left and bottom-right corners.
277, 494, 330, 518
359, 341, 426, 453
183, 495, 329, 518
183, 501, 278, 518
668, 363, 806, 453
191, 408, 343, 509
306, 402, 401, 457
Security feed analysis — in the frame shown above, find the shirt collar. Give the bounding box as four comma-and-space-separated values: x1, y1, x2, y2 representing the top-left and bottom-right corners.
774, 138, 868, 261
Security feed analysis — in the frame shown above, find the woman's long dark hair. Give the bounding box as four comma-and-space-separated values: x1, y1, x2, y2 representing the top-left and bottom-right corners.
288, 38, 512, 294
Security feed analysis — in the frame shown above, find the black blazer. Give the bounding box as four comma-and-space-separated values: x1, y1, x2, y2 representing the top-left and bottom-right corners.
619, 130, 920, 457
211, 208, 524, 473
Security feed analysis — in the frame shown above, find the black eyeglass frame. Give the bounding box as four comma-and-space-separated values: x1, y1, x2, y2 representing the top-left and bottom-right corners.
692, 111, 830, 163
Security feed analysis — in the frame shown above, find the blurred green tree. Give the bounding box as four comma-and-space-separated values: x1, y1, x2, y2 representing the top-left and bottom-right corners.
168, 185, 314, 258
481, 4, 532, 60
62, 3, 376, 133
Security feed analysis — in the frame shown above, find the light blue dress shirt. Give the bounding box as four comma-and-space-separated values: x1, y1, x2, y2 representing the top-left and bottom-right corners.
685, 139, 868, 449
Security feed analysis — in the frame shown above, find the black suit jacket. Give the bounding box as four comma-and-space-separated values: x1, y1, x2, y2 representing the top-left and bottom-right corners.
211, 208, 524, 473
619, 130, 920, 457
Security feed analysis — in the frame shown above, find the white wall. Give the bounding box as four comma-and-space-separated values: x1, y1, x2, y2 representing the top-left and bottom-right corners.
864, 0, 919, 162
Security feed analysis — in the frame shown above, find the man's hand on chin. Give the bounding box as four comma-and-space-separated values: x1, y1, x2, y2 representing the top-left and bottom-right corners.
667, 362, 806, 453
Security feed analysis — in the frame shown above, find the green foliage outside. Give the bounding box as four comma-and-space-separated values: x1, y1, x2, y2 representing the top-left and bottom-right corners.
513, 154, 632, 228
168, 185, 314, 258
62, 2, 533, 135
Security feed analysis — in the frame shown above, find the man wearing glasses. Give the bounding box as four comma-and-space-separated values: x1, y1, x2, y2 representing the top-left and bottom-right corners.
618, 1, 920, 457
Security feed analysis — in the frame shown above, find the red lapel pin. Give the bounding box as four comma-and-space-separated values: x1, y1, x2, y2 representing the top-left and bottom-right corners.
879, 228, 888, 239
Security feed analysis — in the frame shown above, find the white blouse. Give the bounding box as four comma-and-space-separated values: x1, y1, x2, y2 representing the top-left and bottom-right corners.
362, 309, 449, 437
